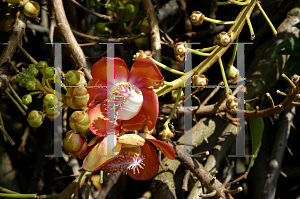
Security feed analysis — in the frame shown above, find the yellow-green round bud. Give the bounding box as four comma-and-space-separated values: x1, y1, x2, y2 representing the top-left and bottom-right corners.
217, 32, 232, 47
27, 110, 44, 128
43, 105, 61, 121
23, 1, 40, 18
25, 81, 36, 90
192, 74, 208, 91
5, 0, 21, 4
95, 22, 106, 34
190, 11, 205, 26
37, 61, 48, 73
69, 111, 90, 133
66, 87, 90, 109
43, 94, 58, 108
65, 70, 86, 85
226, 94, 238, 110
226, 66, 239, 80
174, 42, 188, 56
139, 19, 150, 34
45, 67, 55, 78
22, 94, 32, 105
125, 4, 135, 13
63, 130, 87, 158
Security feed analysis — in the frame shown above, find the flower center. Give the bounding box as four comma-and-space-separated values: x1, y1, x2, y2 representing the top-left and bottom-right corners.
101, 151, 145, 174
108, 82, 143, 120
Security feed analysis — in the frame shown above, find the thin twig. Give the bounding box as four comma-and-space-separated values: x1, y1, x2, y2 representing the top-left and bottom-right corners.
70, 0, 111, 20
182, 169, 191, 191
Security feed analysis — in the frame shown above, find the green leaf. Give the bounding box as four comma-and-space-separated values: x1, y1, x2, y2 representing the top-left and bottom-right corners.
271, 37, 300, 57
283, 56, 300, 78
246, 103, 264, 173
292, 22, 300, 30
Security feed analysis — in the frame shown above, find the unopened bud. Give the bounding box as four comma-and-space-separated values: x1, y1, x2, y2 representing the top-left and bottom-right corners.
190, 11, 205, 26
217, 32, 232, 47
63, 130, 87, 158
159, 124, 174, 141
27, 110, 44, 128
69, 111, 90, 134
23, 1, 40, 18
66, 87, 90, 109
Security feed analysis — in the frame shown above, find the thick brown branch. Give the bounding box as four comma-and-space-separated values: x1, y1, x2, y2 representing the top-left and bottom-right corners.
142, 0, 161, 62
51, 0, 92, 81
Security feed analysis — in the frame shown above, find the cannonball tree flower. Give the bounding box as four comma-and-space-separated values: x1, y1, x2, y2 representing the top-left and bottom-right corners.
82, 133, 175, 180
87, 57, 164, 135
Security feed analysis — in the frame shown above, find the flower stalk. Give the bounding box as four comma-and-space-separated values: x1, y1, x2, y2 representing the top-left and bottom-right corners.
149, 57, 185, 75
256, 1, 277, 36
218, 57, 230, 95
228, 36, 238, 68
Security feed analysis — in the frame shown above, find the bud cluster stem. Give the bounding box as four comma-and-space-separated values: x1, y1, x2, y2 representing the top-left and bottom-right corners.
218, 57, 230, 95
149, 57, 185, 75
164, 87, 183, 126
189, 48, 210, 57
228, 36, 238, 68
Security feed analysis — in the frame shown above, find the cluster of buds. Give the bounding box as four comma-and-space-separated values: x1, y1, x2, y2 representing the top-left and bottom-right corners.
226, 94, 238, 110
192, 74, 209, 91
217, 32, 232, 47
174, 42, 188, 62
43, 94, 60, 121
190, 11, 205, 26
64, 70, 89, 110
63, 111, 90, 157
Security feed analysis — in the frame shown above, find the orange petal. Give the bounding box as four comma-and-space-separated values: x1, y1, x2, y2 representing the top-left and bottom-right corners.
87, 103, 121, 136
139, 133, 175, 160
87, 78, 107, 107
140, 88, 159, 131
79, 136, 103, 158
122, 108, 147, 131
128, 58, 164, 88
82, 136, 122, 172
91, 57, 129, 85
127, 142, 159, 181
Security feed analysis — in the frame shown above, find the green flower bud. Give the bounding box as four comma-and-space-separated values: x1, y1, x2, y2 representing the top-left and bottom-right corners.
226, 66, 239, 80
43, 105, 61, 121
134, 37, 147, 48
226, 94, 238, 110
69, 111, 90, 133
217, 32, 232, 47
105, 3, 113, 10
192, 75, 208, 91
25, 81, 36, 90
65, 70, 86, 85
88, 0, 96, 7
23, 1, 40, 18
66, 87, 90, 109
43, 94, 58, 108
45, 67, 55, 78
125, 4, 135, 13
28, 64, 38, 76
27, 110, 44, 128
22, 94, 32, 105
139, 19, 150, 34
37, 61, 48, 73
190, 11, 205, 26
5, 0, 22, 4
63, 130, 87, 158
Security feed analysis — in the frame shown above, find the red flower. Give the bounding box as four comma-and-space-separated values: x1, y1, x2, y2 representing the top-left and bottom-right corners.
82, 133, 175, 180
87, 57, 164, 136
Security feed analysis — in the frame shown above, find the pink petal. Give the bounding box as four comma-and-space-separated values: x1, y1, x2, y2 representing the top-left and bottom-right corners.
128, 58, 164, 88
91, 57, 129, 85
122, 108, 147, 131
127, 142, 159, 180
87, 78, 107, 107
139, 133, 175, 160
87, 103, 121, 136
140, 88, 159, 131
79, 136, 103, 158
82, 136, 122, 172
